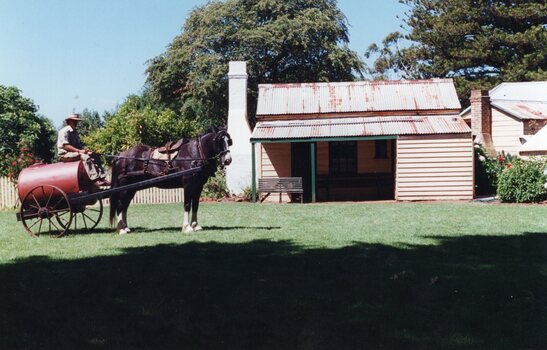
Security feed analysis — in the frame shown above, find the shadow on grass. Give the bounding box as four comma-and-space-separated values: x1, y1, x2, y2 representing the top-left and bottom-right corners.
125, 225, 282, 234
1, 233, 547, 349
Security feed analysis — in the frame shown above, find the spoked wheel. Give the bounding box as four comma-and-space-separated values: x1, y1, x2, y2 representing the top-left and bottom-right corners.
20, 185, 72, 237
70, 199, 103, 231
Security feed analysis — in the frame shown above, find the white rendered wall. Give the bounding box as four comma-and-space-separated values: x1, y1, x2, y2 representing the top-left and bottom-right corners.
226, 61, 253, 195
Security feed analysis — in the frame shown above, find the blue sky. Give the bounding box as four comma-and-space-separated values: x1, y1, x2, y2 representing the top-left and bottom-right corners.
0, 0, 406, 128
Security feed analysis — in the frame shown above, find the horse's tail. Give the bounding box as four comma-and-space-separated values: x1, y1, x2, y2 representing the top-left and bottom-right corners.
109, 161, 119, 227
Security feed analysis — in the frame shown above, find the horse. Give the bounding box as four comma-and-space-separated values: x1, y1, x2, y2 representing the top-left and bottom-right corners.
109, 127, 232, 234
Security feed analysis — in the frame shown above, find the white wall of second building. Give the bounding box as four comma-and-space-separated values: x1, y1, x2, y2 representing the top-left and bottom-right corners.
226, 61, 253, 194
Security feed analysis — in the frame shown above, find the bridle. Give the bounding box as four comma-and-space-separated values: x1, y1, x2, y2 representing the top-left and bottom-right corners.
213, 130, 232, 160
206, 130, 231, 170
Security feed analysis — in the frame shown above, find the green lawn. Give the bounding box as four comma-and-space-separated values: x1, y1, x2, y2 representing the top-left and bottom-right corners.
0, 202, 546, 349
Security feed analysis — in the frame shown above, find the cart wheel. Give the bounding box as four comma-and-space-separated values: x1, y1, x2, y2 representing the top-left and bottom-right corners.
20, 185, 72, 237
71, 199, 103, 231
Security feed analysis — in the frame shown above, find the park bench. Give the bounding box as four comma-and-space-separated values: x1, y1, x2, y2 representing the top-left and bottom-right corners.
258, 177, 303, 203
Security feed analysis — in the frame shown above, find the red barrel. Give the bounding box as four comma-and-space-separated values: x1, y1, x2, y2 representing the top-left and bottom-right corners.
18, 162, 89, 201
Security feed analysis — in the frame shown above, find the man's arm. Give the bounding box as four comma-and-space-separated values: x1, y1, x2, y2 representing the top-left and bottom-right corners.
63, 144, 91, 154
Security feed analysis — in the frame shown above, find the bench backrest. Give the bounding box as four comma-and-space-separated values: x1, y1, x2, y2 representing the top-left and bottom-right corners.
258, 177, 303, 192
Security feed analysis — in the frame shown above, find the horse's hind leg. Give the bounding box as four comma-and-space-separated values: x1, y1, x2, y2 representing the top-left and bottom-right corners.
118, 190, 136, 234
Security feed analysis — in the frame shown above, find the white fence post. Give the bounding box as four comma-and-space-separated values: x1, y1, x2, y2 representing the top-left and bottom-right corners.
0, 177, 18, 208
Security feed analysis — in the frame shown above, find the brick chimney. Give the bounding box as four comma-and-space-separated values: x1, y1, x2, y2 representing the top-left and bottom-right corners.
470, 90, 495, 156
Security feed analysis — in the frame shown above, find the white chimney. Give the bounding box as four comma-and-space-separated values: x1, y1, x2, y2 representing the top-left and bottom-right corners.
226, 61, 253, 195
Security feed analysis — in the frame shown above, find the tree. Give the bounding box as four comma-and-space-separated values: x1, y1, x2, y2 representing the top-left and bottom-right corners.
78, 108, 104, 138
0, 85, 56, 178
83, 94, 201, 157
365, 0, 547, 105
146, 0, 364, 127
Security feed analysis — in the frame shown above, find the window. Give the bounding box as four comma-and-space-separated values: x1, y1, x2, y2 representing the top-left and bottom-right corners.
329, 141, 357, 176
375, 140, 388, 159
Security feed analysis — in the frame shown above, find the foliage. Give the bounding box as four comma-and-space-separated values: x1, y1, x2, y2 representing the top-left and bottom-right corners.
365, 0, 547, 106
83, 94, 202, 157
497, 159, 547, 203
77, 108, 104, 138
146, 0, 364, 127
0, 85, 56, 176
2, 143, 40, 184
474, 145, 516, 196
202, 168, 230, 199
242, 186, 253, 202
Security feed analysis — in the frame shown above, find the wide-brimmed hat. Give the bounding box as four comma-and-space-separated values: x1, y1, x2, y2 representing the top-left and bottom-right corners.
66, 113, 82, 122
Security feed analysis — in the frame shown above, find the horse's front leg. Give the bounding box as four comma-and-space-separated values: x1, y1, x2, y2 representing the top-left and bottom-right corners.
190, 184, 205, 232
182, 186, 194, 233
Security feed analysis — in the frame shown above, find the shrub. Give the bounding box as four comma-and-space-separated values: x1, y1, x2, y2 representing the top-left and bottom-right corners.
202, 168, 230, 199
497, 159, 547, 203
241, 186, 253, 202
2, 142, 41, 184
474, 145, 516, 196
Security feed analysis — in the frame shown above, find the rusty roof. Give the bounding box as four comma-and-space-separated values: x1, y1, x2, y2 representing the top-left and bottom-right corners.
256, 79, 461, 116
460, 81, 547, 120
251, 115, 471, 141
491, 101, 547, 120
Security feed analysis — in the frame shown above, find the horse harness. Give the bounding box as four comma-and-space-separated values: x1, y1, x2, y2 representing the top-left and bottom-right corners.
118, 132, 230, 178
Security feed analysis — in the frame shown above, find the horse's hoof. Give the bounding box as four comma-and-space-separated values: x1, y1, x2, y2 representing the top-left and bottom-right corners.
119, 228, 129, 235
191, 222, 203, 231
183, 225, 194, 233
125, 227, 131, 233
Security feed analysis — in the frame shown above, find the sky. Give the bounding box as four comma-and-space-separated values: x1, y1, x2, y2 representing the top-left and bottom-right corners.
0, 0, 406, 128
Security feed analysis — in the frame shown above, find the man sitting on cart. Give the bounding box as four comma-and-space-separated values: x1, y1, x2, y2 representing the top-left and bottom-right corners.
57, 113, 110, 187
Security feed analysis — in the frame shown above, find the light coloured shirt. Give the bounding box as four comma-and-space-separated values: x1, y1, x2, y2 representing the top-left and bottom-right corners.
57, 125, 83, 156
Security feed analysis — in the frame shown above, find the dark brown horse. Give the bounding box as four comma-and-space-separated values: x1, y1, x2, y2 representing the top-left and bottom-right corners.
109, 127, 232, 234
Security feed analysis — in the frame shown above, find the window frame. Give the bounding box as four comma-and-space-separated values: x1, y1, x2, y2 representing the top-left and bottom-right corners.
329, 141, 357, 176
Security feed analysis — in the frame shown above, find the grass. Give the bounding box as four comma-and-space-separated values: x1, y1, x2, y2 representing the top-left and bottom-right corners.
0, 202, 546, 349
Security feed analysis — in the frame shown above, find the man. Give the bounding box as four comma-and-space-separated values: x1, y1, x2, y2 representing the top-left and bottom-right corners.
57, 113, 110, 187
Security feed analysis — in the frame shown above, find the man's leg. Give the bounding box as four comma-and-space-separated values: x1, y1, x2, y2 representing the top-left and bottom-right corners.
80, 154, 102, 182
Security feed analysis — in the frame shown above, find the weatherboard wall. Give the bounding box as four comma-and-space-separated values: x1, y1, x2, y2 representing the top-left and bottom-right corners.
395, 135, 474, 201
491, 109, 524, 156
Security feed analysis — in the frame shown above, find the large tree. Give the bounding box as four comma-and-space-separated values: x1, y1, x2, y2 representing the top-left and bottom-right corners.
146, 0, 363, 126
0, 85, 55, 177
83, 94, 201, 157
365, 0, 547, 106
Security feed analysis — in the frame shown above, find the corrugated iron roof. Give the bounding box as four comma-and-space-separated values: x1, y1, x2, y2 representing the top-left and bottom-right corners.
490, 81, 547, 102
492, 101, 547, 120
251, 115, 471, 141
256, 79, 461, 116
460, 81, 547, 119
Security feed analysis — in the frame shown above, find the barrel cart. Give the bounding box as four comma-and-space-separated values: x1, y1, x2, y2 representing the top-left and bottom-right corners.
16, 161, 202, 237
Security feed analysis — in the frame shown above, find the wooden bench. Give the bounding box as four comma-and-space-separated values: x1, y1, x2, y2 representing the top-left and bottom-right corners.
258, 177, 303, 203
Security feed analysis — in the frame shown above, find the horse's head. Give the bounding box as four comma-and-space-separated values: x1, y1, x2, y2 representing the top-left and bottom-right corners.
202, 127, 232, 167
214, 128, 233, 167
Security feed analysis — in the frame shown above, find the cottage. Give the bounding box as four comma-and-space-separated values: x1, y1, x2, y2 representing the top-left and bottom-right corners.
248, 79, 474, 202
460, 82, 547, 156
